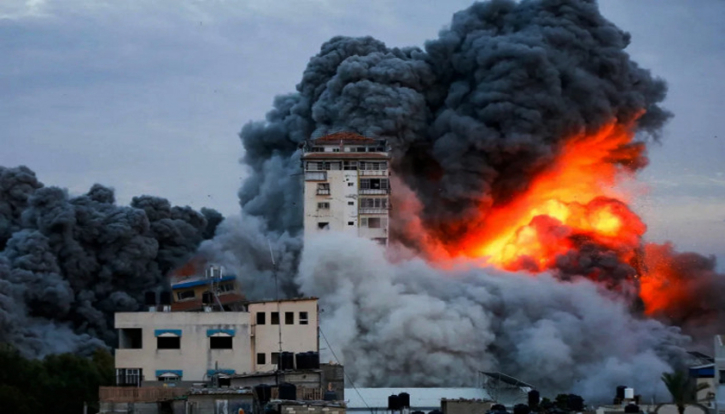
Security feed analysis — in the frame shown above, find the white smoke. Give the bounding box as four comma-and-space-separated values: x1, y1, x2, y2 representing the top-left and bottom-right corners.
297, 233, 686, 403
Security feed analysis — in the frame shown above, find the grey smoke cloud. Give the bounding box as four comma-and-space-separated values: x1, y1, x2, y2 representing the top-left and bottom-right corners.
0, 165, 221, 357
297, 233, 684, 403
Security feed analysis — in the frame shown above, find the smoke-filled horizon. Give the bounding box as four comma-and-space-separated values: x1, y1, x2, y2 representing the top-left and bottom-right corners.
0, 165, 222, 357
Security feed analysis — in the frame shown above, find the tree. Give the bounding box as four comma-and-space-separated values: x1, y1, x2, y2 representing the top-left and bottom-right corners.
661, 370, 709, 414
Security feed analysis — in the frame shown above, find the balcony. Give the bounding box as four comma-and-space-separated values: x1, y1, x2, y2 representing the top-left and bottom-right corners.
359, 170, 388, 176
305, 171, 326, 181
359, 188, 389, 195
359, 208, 388, 215
316, 189, 330, 195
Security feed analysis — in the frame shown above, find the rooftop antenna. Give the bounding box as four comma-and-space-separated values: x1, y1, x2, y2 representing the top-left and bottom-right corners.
205, 265, 226, 312
268, 239, 283, 375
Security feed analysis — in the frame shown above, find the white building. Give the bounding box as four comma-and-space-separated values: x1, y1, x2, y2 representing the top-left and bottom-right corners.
114, 298, 318, 386
715, 335, 725, 414
302, 132, 391, 246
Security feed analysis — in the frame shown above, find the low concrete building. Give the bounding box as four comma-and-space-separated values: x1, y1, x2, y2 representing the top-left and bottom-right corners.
273, 400, 346, 414
345, 388, 491, 414
228, 364, 344, 401
114, 298, 319, 386
186, 388, 254, 414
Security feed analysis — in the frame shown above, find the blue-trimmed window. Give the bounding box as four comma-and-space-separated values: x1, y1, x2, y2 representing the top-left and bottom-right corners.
207, 369, 235, 376
155, 330, 181, 350
207, 329, 234, 350
206, 329, 235, 337
156, 370, 182, 382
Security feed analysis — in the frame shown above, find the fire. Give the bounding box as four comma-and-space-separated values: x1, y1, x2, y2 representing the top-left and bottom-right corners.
456, 121, 647, 273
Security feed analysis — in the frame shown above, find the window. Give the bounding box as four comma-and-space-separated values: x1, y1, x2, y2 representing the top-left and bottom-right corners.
256, 312, 266, 325
285, 311, 294, 324
348, 201, 354, 205
318, 202, 330, 209
361, 217, 387, 228
347, 182, 354, 187
217, 283, 235, 293
116, 368, 142, 387
316, 183, 330, 195
356, 147, 366, 152
360, 178, 389, 190
271, 352, 280, 365
299, 312, 309, 325
210, 336, 233, 349
157, 373, 181, 382
157, 337, 180, 349
348, 221, 354, 225
257, 353, 266, 365
271, 312, 280, 325
176, 290, 195, 301
332, 148, 340, 152
317, 222, 330, 230
360, 198, 388, 209
360, 162, 387, 170
720, 371, 725, 384
305, 171, 326, 181
343, 161, 357, 170
119, 328, 142, 349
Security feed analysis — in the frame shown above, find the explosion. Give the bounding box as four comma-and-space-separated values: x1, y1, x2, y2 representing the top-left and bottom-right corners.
455, 120, 647, 274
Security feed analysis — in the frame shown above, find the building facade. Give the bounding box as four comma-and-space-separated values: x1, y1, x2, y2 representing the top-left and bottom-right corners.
715, 335, 725, 414
114, 298, 319, 386
302, 132, 391, 246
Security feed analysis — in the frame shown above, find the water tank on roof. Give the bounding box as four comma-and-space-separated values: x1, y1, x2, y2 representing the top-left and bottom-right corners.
412, 411, 425, 414
323, 390, 337, 401
279, 383, 296, 400
308, 351, 320, 369
624, 404, 640, 413
159, 291, 171, 305
490, 404, 507, 413
296, 352, 308, 370
398, 392, 410, 408
255, 384, 272, 404
280, 352, 294, 370
388, 395, 401, 411
144, 291, 156, 306
514, 404, 530, 414
624, 388, 634, 399
528, 390, 540, 409
616, 386, 627, 400
429, 410, 443, 414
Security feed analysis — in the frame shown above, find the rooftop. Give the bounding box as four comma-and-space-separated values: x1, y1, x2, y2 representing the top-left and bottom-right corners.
302, 153, 389, 159
345, 388, 491, 410
248, 297, 318, 305
170, 293, 246, 312
312, 132, 377, 145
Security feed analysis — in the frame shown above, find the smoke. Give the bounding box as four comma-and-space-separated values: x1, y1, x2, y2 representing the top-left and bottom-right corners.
0, 165, 221, 357
298, 233, 685, 403
198, 0, 722, 401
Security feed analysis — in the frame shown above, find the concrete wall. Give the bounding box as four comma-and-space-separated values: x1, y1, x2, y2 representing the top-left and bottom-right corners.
441, 400, 494, 414
99, 400, 185, 414
115, 312, 252, 383
187, 394, 254, 414
249, 299, 319, 372
279, 403, 346, 414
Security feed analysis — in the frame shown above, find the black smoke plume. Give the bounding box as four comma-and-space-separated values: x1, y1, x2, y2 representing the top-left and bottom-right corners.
219, 0, 670, 291
204, 0, 723, 400
0, 165, 221, 357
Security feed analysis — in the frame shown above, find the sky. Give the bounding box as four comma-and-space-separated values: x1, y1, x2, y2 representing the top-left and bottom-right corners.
2, 0, 724, 265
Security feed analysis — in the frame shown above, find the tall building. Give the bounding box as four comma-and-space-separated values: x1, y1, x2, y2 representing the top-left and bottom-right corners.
302, 132, 391, 245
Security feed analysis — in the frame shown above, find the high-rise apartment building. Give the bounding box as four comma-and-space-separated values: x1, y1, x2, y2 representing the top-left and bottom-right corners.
302, 132, 391, 245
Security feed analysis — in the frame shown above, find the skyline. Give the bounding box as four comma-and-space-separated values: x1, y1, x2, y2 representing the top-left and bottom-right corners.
2, 0, 724, 265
